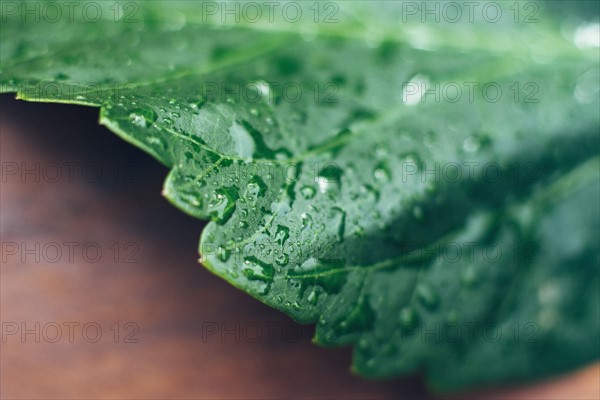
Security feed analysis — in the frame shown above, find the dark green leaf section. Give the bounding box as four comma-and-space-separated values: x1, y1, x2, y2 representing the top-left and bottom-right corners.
348, 158, 600, 389
2, 0, 598, 390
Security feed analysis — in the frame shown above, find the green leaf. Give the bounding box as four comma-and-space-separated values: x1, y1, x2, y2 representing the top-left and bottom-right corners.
2, 0, 598, 390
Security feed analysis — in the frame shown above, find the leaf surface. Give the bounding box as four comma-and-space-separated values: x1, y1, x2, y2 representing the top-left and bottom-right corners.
1, 0, 599, 390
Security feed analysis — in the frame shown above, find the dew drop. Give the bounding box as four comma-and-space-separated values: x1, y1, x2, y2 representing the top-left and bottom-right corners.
301, 213, 312, 230
300, 185, 316, 199
373, 162, 391, 181
461, 264, 480, 286
412, 206, 424, 221
401, 74, 429, 106
375, 145, 388, 158
247, 175, 267, 198
207, 187, 239, 224
248, 80, 272, 103
416, 284, 439, 310
193, 98, 206, 109
330, 207, 346, 243
177, 191, 202, 208
275, 252, 289, 266
317, 164, 343, 193
275, 225, 290, 246
573, 22, 600, 49
404, 152, 422, 165
129, 108, 158, 128
216, 246, 231, 262
145, 136, 168, 151
462, 136, 481, 152
354, 225, 365, 238
399, 307, 418, 325
360, 184, 380, 201
538, 282, 561, 306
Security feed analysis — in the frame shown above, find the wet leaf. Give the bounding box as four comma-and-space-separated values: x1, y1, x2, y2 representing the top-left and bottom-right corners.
2, 0, 598, 391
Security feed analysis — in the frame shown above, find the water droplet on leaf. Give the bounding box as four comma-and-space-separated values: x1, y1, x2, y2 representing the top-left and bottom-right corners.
317, 164, 343, 194
416, 284, 439, 310
462, 136, 481, 152
275, 225, 290, 246
330, 207, 346, 243
373, 162, 391, 181
208, 187, 239, 224
301, 213, 313, 230
300, 185, 316, 199
247, 175, 267, 198
129, 108, 158, 128
412, 206, 424, 221
217, 246, 231, 262
275, 252, 289, 266
399, 307, 418, 325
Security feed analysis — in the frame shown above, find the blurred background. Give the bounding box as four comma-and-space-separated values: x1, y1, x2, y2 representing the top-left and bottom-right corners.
1, 95, 598, 399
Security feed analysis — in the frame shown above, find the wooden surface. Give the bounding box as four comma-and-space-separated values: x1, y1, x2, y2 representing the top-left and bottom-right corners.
1, 95, 598, 399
